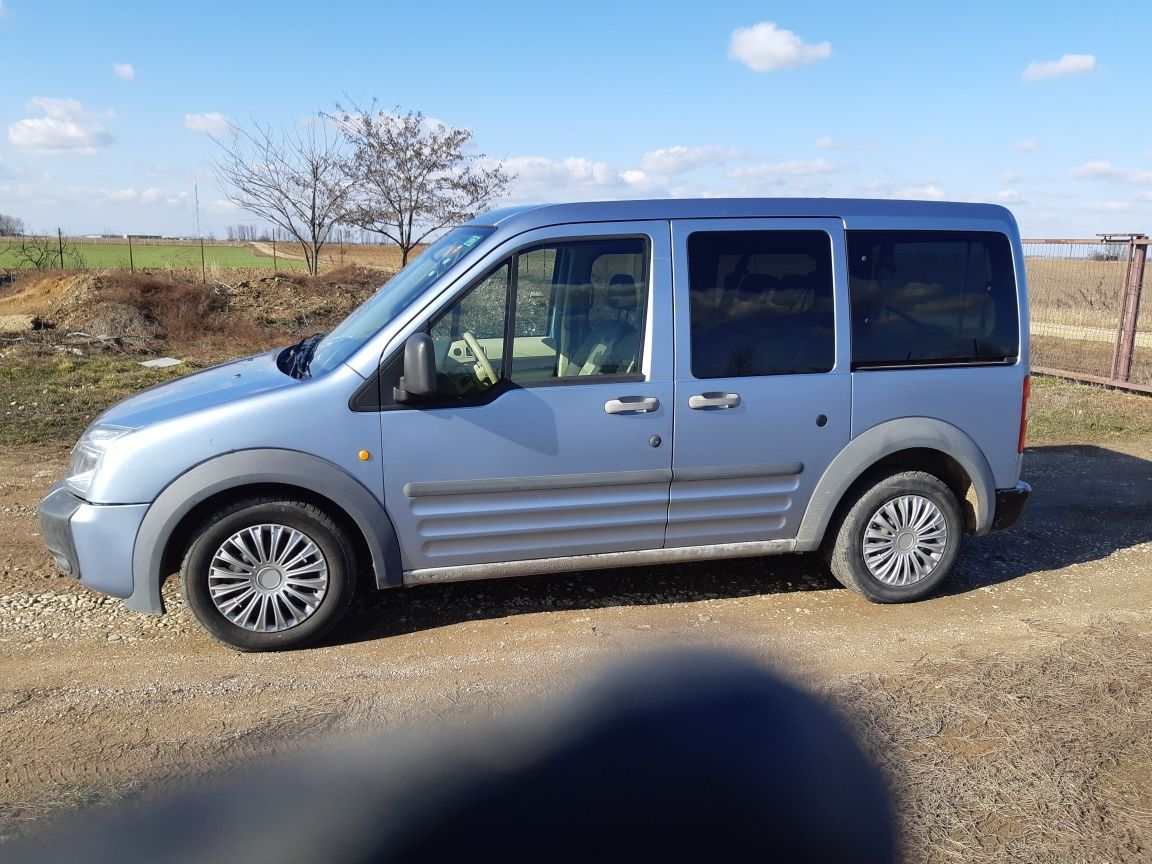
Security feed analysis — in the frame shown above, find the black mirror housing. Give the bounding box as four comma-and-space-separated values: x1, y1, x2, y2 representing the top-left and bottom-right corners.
394, 333, 437, 402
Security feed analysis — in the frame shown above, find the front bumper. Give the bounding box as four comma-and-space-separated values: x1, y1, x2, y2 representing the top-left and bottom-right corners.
37, 482, 150, 600
990, 481, 1031, 533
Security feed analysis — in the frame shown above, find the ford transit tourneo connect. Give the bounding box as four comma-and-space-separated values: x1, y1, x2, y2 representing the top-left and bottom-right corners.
39, 199, 1031, 650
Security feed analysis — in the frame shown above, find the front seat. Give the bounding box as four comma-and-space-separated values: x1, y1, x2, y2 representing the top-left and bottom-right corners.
562, 274, 640, 376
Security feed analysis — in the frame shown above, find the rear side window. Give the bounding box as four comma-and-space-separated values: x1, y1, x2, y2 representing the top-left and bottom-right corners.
847, 231, 1019, 369
687, 230, 835, 378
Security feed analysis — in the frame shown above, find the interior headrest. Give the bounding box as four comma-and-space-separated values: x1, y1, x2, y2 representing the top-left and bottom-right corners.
606, 274, 638, 311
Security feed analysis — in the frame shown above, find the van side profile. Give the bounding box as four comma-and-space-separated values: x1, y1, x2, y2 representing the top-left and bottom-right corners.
38, 199, 1031, 650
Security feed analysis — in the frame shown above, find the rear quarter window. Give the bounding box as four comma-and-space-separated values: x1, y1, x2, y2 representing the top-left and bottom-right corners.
847, 230, 1019, 369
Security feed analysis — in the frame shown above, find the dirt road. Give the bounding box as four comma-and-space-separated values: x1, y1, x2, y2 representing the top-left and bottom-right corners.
1, 438, 1150, 855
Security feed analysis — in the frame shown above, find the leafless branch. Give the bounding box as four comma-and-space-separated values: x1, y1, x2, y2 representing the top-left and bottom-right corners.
210, 117, 353, 276
330, 100, 513, 266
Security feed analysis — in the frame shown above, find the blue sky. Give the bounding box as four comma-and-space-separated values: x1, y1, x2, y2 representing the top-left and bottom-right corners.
1, 0, 1150, 238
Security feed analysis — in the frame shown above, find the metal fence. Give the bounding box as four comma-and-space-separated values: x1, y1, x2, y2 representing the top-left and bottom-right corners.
1025, 235, 1150, 392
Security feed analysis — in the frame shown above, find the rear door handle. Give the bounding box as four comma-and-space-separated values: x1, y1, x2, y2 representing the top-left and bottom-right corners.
688, 392, 741, 410
604, 396, 660, 415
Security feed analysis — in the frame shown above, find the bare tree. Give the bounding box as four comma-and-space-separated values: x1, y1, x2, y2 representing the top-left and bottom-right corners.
0, 213, 25, 237
211, 117, 352, 275
333, 102, 512, 266
13, 234, 84, 269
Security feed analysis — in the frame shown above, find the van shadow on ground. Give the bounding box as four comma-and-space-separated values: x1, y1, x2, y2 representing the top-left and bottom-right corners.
338, 445, 1152, 644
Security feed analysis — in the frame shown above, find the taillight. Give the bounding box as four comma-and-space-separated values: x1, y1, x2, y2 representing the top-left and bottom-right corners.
1018, 374, 1030, 453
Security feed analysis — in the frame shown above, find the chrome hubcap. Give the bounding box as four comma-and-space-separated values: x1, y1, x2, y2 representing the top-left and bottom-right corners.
862, 495, 948, 586
208, 524, 329, 632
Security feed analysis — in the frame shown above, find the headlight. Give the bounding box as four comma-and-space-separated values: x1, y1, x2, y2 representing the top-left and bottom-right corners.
65, 425, 134, 496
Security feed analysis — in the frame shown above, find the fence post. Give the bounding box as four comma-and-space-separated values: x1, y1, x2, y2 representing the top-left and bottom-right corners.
1109, 234, 1148, 383
127, 234, 134, 273
57, 228, 65, 268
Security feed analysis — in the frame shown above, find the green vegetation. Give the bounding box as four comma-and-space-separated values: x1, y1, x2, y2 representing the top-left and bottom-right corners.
0, 239, 307, 271
1028, 374, 1152, 445
0, 350, 200, 446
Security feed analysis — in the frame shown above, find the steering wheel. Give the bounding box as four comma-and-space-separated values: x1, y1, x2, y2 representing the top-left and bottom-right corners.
461, 331, 498, 385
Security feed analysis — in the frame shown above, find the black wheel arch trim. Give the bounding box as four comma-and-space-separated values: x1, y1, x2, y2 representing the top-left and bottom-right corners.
795, 417, 998, 550
127, 448, 402, 615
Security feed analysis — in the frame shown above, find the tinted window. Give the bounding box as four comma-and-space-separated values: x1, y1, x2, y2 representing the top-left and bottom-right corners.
847, 231, 1019, 368
688, 230, 834, 378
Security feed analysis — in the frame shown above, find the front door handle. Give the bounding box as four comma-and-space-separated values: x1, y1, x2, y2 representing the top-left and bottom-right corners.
604, 396, 660, 415
688, 391, 742, 410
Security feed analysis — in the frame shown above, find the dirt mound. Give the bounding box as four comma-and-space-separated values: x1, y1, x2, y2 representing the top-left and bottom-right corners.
0, 267, 388, 351
0, 272, 103, 325
224, 266, 384, 328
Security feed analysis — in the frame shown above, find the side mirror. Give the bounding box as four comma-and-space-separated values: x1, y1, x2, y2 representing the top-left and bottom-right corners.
394, 333, 437, 402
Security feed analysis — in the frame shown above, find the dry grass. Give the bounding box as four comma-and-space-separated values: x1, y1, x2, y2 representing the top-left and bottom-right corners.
1028, 374, 1152, 444
1026, 256, 1127, 317
831, 622, 1152, 863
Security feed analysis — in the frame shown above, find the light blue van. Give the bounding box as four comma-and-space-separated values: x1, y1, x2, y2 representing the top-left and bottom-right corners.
38, 199, 1031, 650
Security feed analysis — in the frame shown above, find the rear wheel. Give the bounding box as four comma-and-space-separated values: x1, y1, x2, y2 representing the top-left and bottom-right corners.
181, 498, 356, 651
826, 471, 962, 603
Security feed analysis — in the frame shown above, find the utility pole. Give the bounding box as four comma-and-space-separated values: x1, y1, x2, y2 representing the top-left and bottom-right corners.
195, 181, 206, 284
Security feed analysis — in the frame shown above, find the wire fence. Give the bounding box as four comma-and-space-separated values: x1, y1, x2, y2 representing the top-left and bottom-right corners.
0, 236, 407, 274
1025, 235, 1150, 392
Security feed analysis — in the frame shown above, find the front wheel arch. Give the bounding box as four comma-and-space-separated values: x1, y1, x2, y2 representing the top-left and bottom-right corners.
129, 449, 403, 615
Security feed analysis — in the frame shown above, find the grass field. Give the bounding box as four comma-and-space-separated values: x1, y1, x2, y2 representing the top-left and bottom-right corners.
0, 239, 308, 271
0, 238, 417, 272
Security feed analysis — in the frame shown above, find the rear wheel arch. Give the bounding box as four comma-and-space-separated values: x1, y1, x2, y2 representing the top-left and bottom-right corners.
796, 418, 996, 550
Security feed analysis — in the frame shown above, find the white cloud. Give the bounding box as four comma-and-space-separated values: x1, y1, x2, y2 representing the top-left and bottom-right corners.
1015, 139, 1039, 152
896, 185, 946, 201
1022, 53, 1096, 81
7, 97, 114, 155
184, 112, 231, 136
501, 156, 628, 201
815, 136, 876, 151
866, 180, 946, 201
638, 145, 743, 175
112, 62, 135, 80
1002, 171, 1022, 183
1069, 160, 1152, 184
991, 189, 1024, 205
728, 159, 839, 180
728, 22, 831, 72
1071, 159, 1116, 179
1083, 201, 1130, 212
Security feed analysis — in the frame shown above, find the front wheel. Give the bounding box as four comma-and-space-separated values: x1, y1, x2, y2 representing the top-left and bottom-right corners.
825, 471, 962, 603
180, 498, 357, 651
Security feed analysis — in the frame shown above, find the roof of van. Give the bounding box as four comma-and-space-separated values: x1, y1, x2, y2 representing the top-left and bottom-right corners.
472, 198, 1018, 233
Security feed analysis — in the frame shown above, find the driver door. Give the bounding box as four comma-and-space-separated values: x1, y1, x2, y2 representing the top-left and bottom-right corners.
377, 222, 674, 574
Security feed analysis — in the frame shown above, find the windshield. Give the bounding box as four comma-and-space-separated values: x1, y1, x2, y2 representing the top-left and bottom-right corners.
307, 225, 495, 376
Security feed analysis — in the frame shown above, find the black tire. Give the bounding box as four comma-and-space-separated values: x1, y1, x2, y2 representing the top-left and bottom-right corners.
825, 471, 962, 603
180, 498, 357, 651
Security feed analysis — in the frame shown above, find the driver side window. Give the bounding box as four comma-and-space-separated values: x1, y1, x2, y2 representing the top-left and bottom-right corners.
429, 264, 509, 395
427, 236, 648, 396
